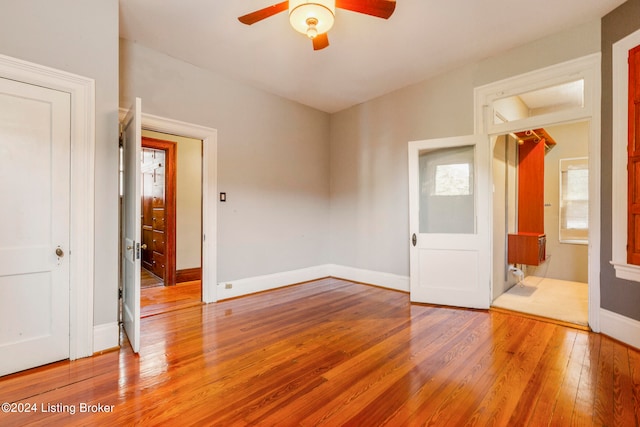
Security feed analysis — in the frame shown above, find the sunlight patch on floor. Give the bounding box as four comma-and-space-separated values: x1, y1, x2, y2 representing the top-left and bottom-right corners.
492, 276, 588, 326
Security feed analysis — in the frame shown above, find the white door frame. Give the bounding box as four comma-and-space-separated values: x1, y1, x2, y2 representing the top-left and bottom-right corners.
474, 53, 601, 331
0, 54, 95, 358
119, 110, 218, 303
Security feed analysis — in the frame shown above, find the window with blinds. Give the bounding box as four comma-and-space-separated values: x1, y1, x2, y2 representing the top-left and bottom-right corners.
559, 157, 588, 243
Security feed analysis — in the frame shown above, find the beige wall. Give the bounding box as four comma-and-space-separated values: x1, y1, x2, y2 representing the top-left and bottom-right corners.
142, 130, 202, 271
539, 122, 589, 283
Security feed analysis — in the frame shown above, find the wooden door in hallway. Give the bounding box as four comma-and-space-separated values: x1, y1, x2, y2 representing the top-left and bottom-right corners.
141, 137, 176, 287
141, 146, 166, 280
0, 77, 71, 375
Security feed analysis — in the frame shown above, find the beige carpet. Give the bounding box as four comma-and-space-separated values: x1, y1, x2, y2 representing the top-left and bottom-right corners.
492, 276, 588, 326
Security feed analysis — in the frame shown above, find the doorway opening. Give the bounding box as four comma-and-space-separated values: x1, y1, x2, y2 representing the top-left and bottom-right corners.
490, 123, 589, 328
474, 53, 601, 330
139, 130, 203, 317
141, 136, 176, 288
118, 104, 217, 353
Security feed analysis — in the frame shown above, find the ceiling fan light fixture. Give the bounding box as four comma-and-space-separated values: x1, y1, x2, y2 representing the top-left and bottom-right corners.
289, 0, 335, 37
306, 18, 319, 39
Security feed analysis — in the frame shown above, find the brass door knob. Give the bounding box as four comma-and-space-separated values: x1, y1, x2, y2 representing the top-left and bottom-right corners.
141, 244, 148, 250
55, 247, 64, 257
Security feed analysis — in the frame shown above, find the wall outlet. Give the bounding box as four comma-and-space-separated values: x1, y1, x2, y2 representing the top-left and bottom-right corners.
225, 283, 233, 289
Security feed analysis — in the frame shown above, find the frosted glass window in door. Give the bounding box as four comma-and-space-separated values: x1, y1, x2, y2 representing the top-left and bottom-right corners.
419, 145, 475, 234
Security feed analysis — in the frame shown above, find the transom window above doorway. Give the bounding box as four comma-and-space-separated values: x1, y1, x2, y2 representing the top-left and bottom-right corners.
493, 79, 585, 125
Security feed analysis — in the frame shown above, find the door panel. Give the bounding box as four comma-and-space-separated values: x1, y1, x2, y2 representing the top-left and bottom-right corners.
0, 77, 70, 375
628, 45, 640, 264
122, 98, 142, 353
409, 135, 491, 309
141, 148, 157, 274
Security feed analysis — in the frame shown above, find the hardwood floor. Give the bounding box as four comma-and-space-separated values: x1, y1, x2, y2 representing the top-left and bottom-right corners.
1, 278, 639, 426
140, 267, 163, 289
140, 280, 201, 318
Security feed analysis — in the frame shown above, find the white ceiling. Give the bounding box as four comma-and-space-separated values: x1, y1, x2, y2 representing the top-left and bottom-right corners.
119, 0, 626, 113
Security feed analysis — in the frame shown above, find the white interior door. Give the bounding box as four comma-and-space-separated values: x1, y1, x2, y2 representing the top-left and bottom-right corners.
409, 135, 491, 309
0, 78, 71, 376
122, 98, 142, 353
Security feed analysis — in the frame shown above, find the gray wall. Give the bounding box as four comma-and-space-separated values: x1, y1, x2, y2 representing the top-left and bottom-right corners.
329, 20, 601, 278
0, 0, 120, 327
120, 40, 331, 283
601, 0, 640, 321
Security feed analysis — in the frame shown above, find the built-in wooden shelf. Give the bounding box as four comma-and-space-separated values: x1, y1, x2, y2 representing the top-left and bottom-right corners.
513, 128, 556, 153
508, 128, 554, 266
508, 233, 546, 266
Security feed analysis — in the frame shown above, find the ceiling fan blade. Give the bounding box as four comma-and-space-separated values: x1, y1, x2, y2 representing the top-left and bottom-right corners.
335, 0, 396, 19
312, 33, 329, 50
238, 1, 288, 25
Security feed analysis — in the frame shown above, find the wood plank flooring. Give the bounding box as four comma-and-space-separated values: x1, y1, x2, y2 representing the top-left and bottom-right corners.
140, 280, 202, 318
1, 278, 639, 426
141, 268, 163, 289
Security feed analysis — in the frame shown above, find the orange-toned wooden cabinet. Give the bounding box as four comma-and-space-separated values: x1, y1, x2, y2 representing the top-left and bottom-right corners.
507, 233, 546, 266
508, 129, 555, 266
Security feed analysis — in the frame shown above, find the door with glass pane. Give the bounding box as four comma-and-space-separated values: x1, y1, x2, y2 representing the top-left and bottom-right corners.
408, 135, 491, 308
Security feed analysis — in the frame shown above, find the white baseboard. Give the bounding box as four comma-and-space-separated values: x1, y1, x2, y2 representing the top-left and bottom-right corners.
328, 264, 409, 292
93, 322, 119, 353
216, 264, 409, 300
600, 309, 640, 350
217, 265, 332, 300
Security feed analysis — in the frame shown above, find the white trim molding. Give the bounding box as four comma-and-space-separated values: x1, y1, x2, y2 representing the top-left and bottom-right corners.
93, 323, 119, 353
610, 261, 640, 282
328, 264, 409, 292
612, 28, 640, 282
217, 265, 331, 300
474, 54, 601, 136
474, 53, 602, 332
600, 309, 640, 350
141, 114, 218, 303
216, 264, 409, 300
119, 109, 218, 303
0, 53, 96, 360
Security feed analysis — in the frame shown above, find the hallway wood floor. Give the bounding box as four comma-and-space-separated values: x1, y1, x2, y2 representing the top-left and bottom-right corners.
140, 268, 163, 289
1, 278, 639, 426
140, 280, 201, 318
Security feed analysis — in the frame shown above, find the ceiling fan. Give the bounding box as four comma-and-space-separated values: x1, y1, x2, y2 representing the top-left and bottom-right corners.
238, 0, 396, 51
